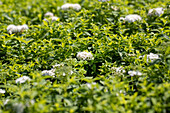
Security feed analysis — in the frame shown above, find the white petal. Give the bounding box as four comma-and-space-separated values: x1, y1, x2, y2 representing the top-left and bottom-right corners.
0, 89, 5, 93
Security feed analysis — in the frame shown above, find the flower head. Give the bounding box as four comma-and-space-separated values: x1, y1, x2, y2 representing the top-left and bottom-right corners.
111, 67, 125, 73
17, 25, 28, 32
7, 25, 18, 34
70, 70, 74, 75
7, 24, 29, 34
42, 70, 55, 77
148, 7, 164, 16
50, 16, 59, 22
125, 14, 142, 23
15, 76, 31, 84
44, 12, 54, 17
17, 25, 23, 32
21, 24, 29, 30
0, 89, 5, 94
147, 53, 159, 62
128, 71, 142, 76
140, 53, 159, 62
7, 25, 15, 31
61, 3, 81, 11
43, 16, 59, 23
77, 51, 93, 61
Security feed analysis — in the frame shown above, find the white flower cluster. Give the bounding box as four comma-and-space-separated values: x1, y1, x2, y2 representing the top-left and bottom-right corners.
61, 3, 81, 11
15, 76, 31, 84
42, 69, 55, 77
44, 12, 54, 17
140, 53, 159, 62
42, 63, 73, 77
128, 71, 142, 76
111, 66, 125, 73
43, 12, 59, 22
7, 24, 29, 34
148, 7, 164, 16
77, 51, 93, 61
0, 89, 5, 94
125, 14, 142, 23
51, 16, 59, 22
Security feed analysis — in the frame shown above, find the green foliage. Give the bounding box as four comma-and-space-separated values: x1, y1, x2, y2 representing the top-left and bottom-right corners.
0, 0, 170, 113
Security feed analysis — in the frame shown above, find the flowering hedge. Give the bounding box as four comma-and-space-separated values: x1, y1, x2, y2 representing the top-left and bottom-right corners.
0, 0, 170, 113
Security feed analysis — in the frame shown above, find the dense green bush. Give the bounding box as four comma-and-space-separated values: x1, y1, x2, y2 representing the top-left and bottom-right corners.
0, 0, 170, 112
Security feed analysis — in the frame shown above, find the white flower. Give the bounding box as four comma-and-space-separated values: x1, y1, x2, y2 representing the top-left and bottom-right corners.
111, 67, 125, 73
147, 53, 159, 62
148, 7, 164, 16
140, 53, 159, 62
125, 14, 142, 23
0, 89, 5, 94
15, 76, 31, 84
61, 3, 81, 11
70, 70, 74, 74
50, 16, 59, 22
77, 51, 93, 60
72, 4, 81, 11
4, 99, 10, 105
7, 24, 29, 34
17, 25, 28, 32
7, 25, 18, 34
128, 71, 142, 76
44, 12, 54, 17
21, 24, 29, 30
63, 73, 66, 76
17, 25, 23, 32
43, 17, 59, 23
42, 70, 55, 77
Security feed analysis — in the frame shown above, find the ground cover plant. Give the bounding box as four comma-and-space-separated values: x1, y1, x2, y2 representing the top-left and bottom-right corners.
0, 0, 170, 112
